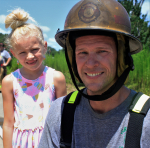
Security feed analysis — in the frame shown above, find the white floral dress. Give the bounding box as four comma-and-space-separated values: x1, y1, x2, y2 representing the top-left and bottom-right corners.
12, 66, 56, 148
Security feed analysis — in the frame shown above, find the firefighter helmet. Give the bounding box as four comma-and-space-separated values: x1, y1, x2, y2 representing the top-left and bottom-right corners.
55, 0, 142, 54
55, 0, 142, 101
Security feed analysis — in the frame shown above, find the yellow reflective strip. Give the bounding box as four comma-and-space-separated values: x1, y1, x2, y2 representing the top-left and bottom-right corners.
68, 91, 78, 104
132, 94, 149, 113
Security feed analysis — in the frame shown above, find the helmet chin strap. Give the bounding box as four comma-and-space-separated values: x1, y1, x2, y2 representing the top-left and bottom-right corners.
65, 44, 134, 101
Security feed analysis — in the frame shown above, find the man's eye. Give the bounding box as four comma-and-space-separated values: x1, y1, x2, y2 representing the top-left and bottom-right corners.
79, 52, 87, 55
98, 50, 106, 53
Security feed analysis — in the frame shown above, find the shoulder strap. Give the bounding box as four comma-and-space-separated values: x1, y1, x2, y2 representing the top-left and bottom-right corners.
60, 91, 150, 148
125, 92, 150, 148
60, 91, 81, 148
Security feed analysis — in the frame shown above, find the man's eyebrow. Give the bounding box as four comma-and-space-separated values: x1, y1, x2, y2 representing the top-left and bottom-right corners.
95, 46, 108, 49
75, 47, 85, 51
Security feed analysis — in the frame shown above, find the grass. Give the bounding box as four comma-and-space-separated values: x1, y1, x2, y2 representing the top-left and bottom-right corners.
126, 47, 150, 96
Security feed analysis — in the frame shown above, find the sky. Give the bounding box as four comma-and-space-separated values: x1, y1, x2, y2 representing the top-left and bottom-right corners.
0, 0, 150, 51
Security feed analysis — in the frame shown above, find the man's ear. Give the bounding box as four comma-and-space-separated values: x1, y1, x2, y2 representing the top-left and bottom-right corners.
10, 49, 16, 58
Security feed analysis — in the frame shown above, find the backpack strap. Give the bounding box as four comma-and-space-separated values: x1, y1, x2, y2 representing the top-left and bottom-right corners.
60, 91, 81, 148
125, 92, 150, 148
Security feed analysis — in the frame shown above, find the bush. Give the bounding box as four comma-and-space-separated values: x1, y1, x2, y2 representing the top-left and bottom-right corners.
126, 46, 150, 95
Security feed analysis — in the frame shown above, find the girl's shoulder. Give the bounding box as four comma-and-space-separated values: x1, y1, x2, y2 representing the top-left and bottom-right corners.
45, 66, 55, 73
44, 66, 55, 76
12, 68, 19, 72
2, 73, 14, 90
11, 68, 20, 75
44, 66, 65, 82
53, 70, 64, 79
3, 68, 20, 84
11, 69, 22, 79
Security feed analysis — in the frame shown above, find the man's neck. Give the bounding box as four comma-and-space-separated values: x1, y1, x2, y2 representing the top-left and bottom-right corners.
89, 86, 130, 114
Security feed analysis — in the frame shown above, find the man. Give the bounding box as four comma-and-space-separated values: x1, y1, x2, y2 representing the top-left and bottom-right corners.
0, 43, 11, 90
0, 43, 11, 68
39, 0, 150, 147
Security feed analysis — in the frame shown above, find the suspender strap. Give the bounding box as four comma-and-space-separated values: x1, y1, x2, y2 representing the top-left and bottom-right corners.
125, 112, 144, 148
60, 91, 81, 148
125, 92, 150, 148
60, 91, 150, 148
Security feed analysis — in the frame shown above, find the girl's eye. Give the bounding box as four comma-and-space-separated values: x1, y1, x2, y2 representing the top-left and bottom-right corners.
33, 49, 38, 51
19, 52, 25, 54
32, 49, 39, 52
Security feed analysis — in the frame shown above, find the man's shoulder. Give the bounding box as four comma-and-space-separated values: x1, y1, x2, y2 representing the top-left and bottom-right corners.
52, 96, 65, 108
141, 108, 150, 144
46, 96, 66, 122
51, 96, 66, 110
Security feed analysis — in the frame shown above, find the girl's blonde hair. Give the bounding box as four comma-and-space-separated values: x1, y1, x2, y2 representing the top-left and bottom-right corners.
5, 8, 44, 49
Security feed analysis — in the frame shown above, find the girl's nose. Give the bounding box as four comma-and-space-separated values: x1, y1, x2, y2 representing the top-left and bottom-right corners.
27, 52, 34, 59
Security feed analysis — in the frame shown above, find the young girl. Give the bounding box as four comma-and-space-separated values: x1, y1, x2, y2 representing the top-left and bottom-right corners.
2, 8, 67, 148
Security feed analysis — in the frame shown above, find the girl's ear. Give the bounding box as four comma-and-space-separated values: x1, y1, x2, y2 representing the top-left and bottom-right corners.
44, 41, 47, 54
10, 49, 16, 58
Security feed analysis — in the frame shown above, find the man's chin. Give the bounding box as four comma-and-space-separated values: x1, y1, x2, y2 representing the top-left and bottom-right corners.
86, 87, 104, 96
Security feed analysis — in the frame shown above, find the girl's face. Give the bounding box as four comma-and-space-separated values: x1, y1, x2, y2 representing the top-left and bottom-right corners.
10, 36, 47, 72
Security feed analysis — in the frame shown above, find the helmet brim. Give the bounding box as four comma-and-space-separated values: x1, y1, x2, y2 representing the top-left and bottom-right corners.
55, 28, 142, 54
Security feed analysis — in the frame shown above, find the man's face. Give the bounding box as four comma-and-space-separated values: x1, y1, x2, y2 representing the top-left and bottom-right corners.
75, 35, 118, 95
0, 44, 4, 51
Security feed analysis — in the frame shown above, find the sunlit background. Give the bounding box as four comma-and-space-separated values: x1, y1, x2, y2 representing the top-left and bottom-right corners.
0, 0, 150, 50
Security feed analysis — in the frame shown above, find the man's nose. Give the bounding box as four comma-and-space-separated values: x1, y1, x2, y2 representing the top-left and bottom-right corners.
85, 54, 99, 67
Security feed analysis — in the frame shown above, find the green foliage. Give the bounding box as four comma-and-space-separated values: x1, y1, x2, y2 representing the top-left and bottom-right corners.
118, 0, 133, 15
47, 47, 56, 56
45, 50, 67, 72
44, 50, 73, 84
118, 0, 150, 95
126, 46, 150, 95
0, 33, 6, 43
118, 0, 150, 47
7, 57, 22, 74
47, 46, 63, 57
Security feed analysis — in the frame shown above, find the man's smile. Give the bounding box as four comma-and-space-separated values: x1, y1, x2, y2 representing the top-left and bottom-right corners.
86, 72, 104, 77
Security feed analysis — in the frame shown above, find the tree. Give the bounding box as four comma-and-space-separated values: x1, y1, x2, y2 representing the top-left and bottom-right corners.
0, 33, 7, 44
118, 0, 150, 47
47, 46, 57, 56
0, 33, 10, 50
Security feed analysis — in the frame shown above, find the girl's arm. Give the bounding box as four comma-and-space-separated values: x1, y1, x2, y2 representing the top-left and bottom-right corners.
2, 74, 14, 148
53, 71, 67, 99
